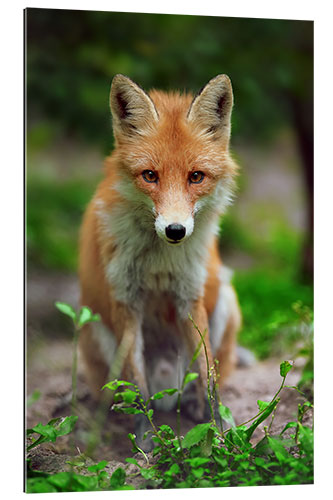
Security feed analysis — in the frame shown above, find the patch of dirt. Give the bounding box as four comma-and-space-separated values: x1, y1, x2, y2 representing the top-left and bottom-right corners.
27, 271, 80, 335
26, 335, 311, 472
26, 270, 312, 477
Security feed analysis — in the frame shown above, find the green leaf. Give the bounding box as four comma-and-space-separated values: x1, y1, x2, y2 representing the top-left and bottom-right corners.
192, 467, 204, 479
226, 426, 249, 450
218, 404, 235, 427
245, 399, 279, 440
267, 436, 289, 464
27, 416, 78, 451
253, 436, 271, 455
200, 428, 214, 457
254, 457, 267, 468
257, 400, 270, 412
190, 339, 204, 365
183, 423, 212, 448
114, 389, 137, 404
56, 415, 78, 436
187, 314, 208, 367
213, 455, 228, 468
110, 467, 126, 489
26, 478, 58, 493
298, 424, 314, 455
112, 405, 143, 415
183, 372, 199, 387
73, 474, 99, 491
26, 435, 48, 451
279, 421, 297, 435
128, 433, 143, 455
27, 389, 41, 407
165, 463, 180, 477
197, 479, 213, 488
78, 306, 100, 328
66, 459, 86, 467
48, 472, 72, 489
158, 425, 175, 439
55, 301, 77, 322
186, 457, 210, 467
150, 388, 178, 401
140, 468, 156, 480
102, 380, 135, 391
280, 360, 293, 377
98, 470, 108, 478
30, 423, 58, 442
125, 457, 139, 466
87, 460, 108, 473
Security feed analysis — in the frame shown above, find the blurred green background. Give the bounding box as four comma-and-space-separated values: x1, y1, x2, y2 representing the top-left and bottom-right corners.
26, 8, 313, 363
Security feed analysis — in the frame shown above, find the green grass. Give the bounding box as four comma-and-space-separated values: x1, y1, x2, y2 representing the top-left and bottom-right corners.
235, 269, 313, 359
219, 212, 313, 359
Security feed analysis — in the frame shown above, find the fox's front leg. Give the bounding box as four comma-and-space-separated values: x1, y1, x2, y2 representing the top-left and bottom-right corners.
182, 298, 214, 421
110, 299, 152, 450
109, 299, 148, 396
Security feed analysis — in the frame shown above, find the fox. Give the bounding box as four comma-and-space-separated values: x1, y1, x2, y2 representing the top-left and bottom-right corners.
79, 74, 242, 449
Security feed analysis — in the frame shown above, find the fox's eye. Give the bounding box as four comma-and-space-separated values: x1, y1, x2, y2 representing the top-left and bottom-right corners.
189, 171, 205, 184
142, 170, 158, 183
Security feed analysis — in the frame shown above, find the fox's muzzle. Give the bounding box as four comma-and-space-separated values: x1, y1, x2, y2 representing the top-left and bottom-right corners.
165, 223, 186, 243
155, 213, 194, 245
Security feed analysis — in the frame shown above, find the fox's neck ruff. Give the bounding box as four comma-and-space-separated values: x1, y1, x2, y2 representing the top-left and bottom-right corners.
95, 177, 232, 316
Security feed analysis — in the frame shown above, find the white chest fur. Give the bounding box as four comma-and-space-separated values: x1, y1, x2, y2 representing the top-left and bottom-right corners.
96, 198, 219, 317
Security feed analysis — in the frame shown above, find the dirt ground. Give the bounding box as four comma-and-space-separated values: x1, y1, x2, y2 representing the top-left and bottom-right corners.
26, 274, 312, 475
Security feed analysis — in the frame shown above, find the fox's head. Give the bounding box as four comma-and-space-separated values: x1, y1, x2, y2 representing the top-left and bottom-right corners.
109, 74, 238, 245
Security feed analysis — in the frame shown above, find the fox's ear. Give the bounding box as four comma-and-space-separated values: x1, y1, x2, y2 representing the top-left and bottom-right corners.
187, 75, 233, 146
110, 74, 159, 140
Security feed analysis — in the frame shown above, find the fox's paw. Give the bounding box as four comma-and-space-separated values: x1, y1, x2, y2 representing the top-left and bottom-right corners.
236, 345, 256, 367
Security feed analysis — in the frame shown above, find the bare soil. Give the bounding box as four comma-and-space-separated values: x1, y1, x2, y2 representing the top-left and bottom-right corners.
26, 272, 312, 475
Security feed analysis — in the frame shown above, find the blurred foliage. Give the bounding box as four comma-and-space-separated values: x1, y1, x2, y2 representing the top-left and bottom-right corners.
219, 213, 313, 359
235, 270, 313, 359
27, 174, 96, 270
26, 9, 313, 152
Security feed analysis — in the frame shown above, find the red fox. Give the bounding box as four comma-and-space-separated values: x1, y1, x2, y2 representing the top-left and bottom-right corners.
79, 74, 242, 448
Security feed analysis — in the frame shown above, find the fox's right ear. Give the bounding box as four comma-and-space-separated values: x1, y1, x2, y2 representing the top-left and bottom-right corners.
187, 75, 233, 148
110, 75, 159, 141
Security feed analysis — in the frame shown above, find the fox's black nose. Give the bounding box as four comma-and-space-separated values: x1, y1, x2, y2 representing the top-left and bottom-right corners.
165, 224, 186, 242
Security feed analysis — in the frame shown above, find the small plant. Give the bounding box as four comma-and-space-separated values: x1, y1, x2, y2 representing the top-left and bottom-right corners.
27, 460, 134, 492
26, 415, 134, 492
104, 358, 313, 488
26, 415, 78, 452
292, 301, 314, 394
102, 317, 313, 488
54, 302, 100, 411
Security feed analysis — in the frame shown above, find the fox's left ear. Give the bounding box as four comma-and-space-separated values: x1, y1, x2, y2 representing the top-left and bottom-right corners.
110, 74, 159, 142
187, 75, 233, 147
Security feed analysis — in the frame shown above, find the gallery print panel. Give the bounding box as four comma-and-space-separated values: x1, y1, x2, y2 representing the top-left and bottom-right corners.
25, 7, 313, 492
